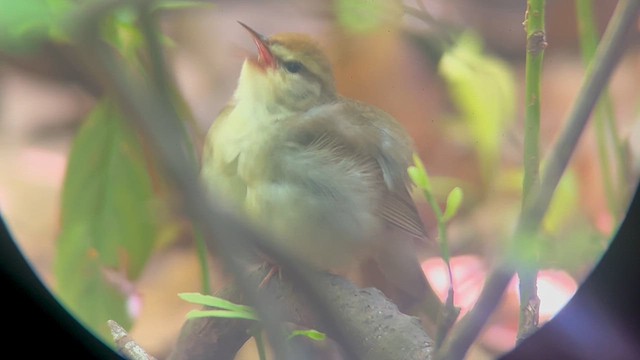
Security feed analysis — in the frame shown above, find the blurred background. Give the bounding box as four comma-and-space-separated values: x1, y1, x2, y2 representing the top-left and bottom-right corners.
0, 0, 639, 358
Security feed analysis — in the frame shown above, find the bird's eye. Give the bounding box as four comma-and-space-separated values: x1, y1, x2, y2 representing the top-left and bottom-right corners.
283, 61, 304, 74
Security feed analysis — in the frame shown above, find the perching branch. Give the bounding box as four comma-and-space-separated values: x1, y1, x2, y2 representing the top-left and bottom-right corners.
437, 0, 640, 359
169, 266, 434, 360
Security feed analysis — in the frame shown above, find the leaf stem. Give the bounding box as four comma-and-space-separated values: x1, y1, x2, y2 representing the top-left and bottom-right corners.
194, 230, 212, 294
252, 327, 268, 360
419, 184, 458, 347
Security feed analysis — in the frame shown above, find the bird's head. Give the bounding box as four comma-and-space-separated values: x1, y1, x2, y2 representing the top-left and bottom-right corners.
234, 22, 337, 114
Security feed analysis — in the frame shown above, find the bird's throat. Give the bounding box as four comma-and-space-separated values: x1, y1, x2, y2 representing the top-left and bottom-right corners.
234, 62, 294, 120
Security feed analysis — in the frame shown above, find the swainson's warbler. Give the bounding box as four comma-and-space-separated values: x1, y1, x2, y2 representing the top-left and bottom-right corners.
202, 23, 438, 310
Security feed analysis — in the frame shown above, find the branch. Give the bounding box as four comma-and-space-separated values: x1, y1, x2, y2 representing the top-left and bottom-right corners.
108, 320, 157, 360
169, 266, 435, 360
437, 0, 640, 359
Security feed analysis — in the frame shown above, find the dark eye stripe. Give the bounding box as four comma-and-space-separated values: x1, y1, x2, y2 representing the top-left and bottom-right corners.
283, 61, 304, 73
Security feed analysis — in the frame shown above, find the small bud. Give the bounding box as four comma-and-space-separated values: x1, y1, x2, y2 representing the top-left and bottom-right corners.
409, 154, 432, 192
442, 187, 464, 222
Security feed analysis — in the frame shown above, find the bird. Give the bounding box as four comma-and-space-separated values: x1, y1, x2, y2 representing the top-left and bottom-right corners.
201, 22, 439, 312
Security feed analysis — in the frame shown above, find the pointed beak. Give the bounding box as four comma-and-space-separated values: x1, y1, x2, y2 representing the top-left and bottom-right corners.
238, 21, 276, 70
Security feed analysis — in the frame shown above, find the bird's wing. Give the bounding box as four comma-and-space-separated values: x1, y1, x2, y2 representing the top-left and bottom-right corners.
381, 187, 427, 238
293, 100, 428, 239
289, 101, 431, 305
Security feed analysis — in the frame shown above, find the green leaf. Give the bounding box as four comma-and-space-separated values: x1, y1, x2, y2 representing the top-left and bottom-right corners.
408, 167, 428, 191
442, 187, 464, 222
0, 0, 71, 51
439, 32, 516, 181
55, 100, 159, 342
288, 329, 327, 342
178, 293, 254, 313
186, 309, 258, 321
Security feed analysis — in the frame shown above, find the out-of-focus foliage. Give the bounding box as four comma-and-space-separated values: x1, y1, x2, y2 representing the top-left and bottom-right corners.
497, 166, 581, 235
0, 0, 208, 53
542, 169, 580, 234
102, 5, 146, 67
0, 0, 71, 51
334, 0, 403, 33
55, 100, 160, 341
439, 32, 516, 183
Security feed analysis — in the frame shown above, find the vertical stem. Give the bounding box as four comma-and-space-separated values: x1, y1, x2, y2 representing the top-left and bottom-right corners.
518, 0, 546, 343
576, 0, 626, 221
433, 198, 458, 348
422, 186, 458, 346
523, 0, 546, 204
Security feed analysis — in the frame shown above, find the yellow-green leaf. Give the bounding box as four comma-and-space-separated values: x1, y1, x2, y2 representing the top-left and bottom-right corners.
408, 154, 432, 192
178, 293, 254, 313
335, 0, 402, 34
408, 166, 429, 192
439, 32, 516, 181
288, 329, 327, 342
186, 309, 258, 321
442, 187, 464, 222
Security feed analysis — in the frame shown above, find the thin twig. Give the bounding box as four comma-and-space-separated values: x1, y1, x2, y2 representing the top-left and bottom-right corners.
436, 265, 514, 360
108, 320, 158, 360
420, 182, 459, 347
437, 0, 640, 358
